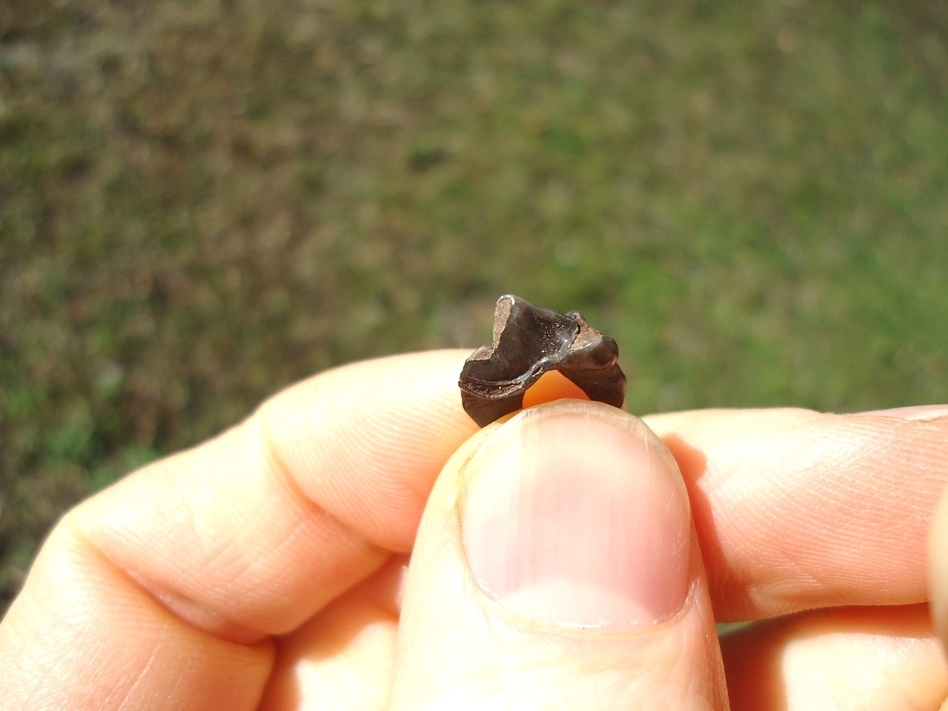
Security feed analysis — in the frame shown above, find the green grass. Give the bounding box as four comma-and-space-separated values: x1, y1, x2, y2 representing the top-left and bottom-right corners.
2, 0, 947, 609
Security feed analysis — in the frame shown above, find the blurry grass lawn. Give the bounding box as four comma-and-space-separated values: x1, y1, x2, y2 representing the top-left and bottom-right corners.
1, 0, 947, 609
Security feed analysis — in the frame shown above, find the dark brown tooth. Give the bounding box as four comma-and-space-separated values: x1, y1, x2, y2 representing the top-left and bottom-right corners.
458, 294, 627, 427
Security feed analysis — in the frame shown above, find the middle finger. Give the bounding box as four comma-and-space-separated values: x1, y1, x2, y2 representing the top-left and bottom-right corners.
644, 408, 948, 620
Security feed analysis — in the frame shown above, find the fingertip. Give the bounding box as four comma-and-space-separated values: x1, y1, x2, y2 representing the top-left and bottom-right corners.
461, 401, 691, 629
521, 370, 589, 408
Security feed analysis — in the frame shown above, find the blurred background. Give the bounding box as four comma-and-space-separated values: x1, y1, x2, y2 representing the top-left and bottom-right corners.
2, 0, 946, 611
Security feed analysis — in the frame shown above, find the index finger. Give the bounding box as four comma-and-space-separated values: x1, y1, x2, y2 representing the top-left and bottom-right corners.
643, 407, 948, 621
80, 349, 481, 637
0, 350, 478, 710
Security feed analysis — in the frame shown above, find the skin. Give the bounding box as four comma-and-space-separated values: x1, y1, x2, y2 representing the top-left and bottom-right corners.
1, 349, 947, 710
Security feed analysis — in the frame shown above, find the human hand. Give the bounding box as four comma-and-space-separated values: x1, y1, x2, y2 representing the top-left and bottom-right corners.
1, 351, 946, 710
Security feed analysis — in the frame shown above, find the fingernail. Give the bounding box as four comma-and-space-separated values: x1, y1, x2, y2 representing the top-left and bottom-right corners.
854, 405, 948, 421
460, 401, 691, 630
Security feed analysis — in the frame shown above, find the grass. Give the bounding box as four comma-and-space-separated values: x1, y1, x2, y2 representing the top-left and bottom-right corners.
1, 0, 947, 610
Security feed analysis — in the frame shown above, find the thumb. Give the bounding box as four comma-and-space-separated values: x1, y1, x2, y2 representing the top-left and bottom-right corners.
391, 400, 728, 710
